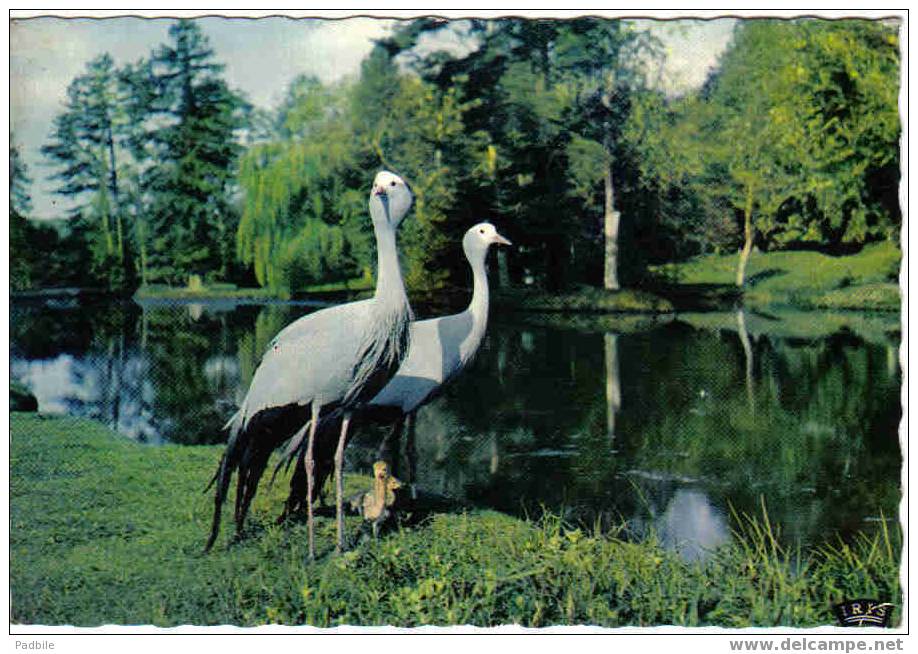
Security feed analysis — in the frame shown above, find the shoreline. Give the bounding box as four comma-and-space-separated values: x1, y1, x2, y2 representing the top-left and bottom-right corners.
12, 282, 901, 315
14, 241, 899, 314
10, 413, 901, 628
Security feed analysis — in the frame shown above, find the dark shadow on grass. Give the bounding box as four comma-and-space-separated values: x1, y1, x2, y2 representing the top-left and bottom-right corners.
277, 487, 471, 547
642, 281, 743, 312
745, 268, 785, 286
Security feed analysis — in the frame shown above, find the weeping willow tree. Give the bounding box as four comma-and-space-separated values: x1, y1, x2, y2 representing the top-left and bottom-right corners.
236, 80, 371, 295
237, 64, 481, 295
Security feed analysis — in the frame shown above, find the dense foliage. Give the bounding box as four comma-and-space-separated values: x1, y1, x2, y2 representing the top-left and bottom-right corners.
631, 19, 900, 285
12, 17, 900, 295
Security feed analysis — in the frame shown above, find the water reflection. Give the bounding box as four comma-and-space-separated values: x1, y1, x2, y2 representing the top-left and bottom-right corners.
736, 308, 755, 412
657, 489, 731, 562
9, 298, 901, 557
604, 332, 621, 443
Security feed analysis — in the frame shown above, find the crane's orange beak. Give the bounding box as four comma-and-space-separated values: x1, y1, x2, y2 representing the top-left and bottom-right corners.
493, 232, 512, 246
373, 185, 387, 197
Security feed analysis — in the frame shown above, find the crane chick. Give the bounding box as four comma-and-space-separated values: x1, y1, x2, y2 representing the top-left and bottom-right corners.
349, 460, 403, 539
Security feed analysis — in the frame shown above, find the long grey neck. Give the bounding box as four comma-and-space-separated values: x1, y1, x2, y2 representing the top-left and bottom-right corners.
373, 221, 408, 309
467, 251, 490, 332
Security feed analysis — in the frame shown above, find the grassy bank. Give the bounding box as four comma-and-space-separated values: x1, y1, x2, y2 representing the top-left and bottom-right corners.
11, 413, 899, 628
134, 277, 374, 302
652, 241, 901, 311
134, 282, 278, 301
132, 279, 674, 314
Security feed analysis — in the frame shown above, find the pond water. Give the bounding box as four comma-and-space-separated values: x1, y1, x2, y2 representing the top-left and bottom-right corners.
10, 297, 901, 559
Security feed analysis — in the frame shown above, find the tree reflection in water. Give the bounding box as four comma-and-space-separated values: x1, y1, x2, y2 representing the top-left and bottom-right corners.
10, 300, 900, 557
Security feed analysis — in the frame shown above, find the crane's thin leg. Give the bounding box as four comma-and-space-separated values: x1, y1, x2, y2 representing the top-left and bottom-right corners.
405, 412, 418, 500
305, 406, 320, 560
334, 412, 352, 553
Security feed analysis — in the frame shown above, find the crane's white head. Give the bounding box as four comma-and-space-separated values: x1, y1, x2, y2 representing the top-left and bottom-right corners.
369, 170, 413, 228
463, 222, 511, 262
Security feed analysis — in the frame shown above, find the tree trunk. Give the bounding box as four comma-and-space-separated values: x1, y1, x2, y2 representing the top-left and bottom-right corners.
135, 202, 149, 286
116, 213, 124, 265
105, 124, 126, 274
106, 125, 119, 206
603, 160, 621, 291
735, 183, 754, 288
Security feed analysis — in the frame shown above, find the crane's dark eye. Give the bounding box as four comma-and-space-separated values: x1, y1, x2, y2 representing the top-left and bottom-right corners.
479, 228, 485, 234
390, 180, 397, 187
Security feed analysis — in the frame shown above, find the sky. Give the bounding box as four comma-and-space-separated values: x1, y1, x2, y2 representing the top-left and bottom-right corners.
10, 16, 736, 221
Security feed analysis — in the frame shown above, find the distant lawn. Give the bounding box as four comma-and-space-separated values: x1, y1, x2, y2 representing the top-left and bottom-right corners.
652, 241, 901, 311
130, 243, 900, 312
296, 276, 373, 294
11, 413, 899, 628
134, 282, 278, 301
134, 277, 372, 301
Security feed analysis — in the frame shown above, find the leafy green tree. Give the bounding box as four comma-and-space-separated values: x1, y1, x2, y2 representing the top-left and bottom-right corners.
144, 20, 247, 284
768, 20, 900, 246
621, 91, 738, 261
699, 24, 802, 287
410, 19, 580, 289
553, 19, 660, 290
10, 209, 36, 292
622, 19, 899, 288
117, 58, 159, 286
403, 18, 662, 290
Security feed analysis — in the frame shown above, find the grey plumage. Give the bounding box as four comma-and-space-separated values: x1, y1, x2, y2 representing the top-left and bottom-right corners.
280, 222, 510, 512
204, 171, 413, 554
370, 222, 510, 414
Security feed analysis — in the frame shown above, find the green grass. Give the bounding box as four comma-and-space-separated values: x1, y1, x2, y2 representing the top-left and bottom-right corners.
134, 277, 373, 301
134, 282, 278, 301
297, 276, 374, 294
11, 413, 900, 627
653, 241, 901, 311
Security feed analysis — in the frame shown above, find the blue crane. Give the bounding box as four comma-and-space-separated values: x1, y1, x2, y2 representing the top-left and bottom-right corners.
279, 222, 510, 517
204, 171, 414, 557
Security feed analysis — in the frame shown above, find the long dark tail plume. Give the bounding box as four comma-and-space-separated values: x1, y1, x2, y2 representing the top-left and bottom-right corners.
203, 411, 244, 553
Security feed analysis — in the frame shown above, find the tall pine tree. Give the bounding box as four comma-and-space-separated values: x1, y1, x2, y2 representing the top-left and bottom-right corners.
144, 20, 246, 284
42, 53, 133, 289
10, 140, 34, 290
10, 139, 32, 216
